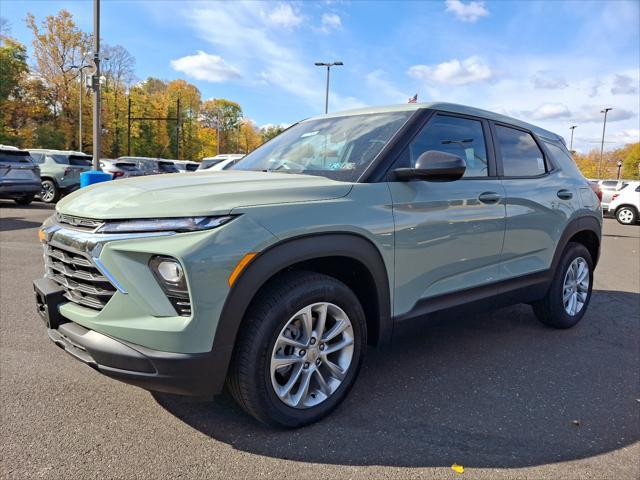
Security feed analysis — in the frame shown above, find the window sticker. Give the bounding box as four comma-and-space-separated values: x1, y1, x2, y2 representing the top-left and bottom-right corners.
537, 157, 545, 171
301, 131, 319, 138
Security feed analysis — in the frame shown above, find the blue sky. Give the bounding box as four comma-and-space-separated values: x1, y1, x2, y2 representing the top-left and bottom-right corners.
2, 0, 639, 152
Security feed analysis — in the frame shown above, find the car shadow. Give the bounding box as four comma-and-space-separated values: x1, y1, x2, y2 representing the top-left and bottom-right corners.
154, 289, 639, 468
0, 216, 43, 232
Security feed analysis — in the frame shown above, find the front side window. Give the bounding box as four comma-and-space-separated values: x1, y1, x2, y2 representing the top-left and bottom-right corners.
234, 112, 412, 182
407, 114, 489, 177
495, 125, 546, 177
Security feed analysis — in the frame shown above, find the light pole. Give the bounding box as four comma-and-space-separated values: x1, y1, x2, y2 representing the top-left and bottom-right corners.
314, 61, 343, 114
598, 107, 612, 179
569, 125, 577, 152
70, 64, 92, 152
91, 0, 101, 171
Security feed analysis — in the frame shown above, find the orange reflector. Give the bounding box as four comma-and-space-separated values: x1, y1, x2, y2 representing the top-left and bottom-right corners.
38, 229, 46, 243
228, 253, 257, 287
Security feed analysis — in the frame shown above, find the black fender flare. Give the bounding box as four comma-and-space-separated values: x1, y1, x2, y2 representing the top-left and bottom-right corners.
208, 233, 392, 390
550, 215, 601, 272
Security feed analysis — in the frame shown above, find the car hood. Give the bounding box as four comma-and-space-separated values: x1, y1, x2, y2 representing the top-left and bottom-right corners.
56, 170, 354, 219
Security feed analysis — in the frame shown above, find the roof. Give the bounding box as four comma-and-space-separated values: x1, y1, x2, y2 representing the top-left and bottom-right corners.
311, 102, 562, 142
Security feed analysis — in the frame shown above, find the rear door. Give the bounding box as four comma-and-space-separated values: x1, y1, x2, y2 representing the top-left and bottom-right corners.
491, 123, 577, 280
388, 112, 506, 319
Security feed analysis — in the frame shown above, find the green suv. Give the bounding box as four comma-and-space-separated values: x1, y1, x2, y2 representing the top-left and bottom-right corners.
34, 103, 602, 427
28, 150, 93, 203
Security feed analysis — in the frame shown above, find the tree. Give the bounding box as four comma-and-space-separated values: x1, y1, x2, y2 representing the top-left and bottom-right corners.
26, 10, 91, 149
619, 143, 640, 180
260, 124, 286, 143
102, 44, 136, 156
201, 98, 242, 153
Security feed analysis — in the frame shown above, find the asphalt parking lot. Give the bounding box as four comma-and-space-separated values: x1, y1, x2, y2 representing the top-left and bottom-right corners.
1, 202, 638, 480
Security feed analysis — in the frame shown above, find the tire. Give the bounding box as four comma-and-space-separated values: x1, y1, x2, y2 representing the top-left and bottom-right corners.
532, 242, 593, 329
227, 271, 366, 428
615, 205, 638, 225
40, 179, 60, 204
14, 194, 34, 206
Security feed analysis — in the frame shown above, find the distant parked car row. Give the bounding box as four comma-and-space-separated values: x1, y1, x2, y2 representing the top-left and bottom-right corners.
1, 147, 246, 206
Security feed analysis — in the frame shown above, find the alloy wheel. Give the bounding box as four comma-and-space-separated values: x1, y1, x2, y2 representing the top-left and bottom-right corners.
269, 302, 354, 409
40, 182, 55, 203
617, 208, 634, 224
562, 257, 590, 316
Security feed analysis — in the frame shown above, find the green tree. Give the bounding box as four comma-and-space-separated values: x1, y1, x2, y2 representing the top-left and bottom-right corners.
201, 98, 242, 153
260, 124, 286, 143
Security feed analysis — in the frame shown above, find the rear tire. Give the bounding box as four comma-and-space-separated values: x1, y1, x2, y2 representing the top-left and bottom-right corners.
532, 242, 593, 329
227, 271, 366, 428
40, 180, 59, 204
615, 206, 638, 225
14, 194, 34, 206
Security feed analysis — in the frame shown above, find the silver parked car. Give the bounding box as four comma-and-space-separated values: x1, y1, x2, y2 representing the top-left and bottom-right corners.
100, 160, 145, 180
173, 160, 199, 173
118, 157, 180, 175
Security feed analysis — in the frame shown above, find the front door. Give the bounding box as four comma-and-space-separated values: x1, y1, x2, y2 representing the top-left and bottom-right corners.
387, 113, 506, 319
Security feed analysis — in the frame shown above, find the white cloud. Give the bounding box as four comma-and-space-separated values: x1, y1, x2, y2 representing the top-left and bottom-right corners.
320, 13, 342, 33
184, 3, 363, 112
528, 103, 571, 120
611, 74, 639, 95
532, 72, 568, 89
365, 70, 408, 103
444, 0, 489, 23
262, 4, 304, 29
408, 56, 494, 85
170, 51, 241, 82
572, 106, 636, 123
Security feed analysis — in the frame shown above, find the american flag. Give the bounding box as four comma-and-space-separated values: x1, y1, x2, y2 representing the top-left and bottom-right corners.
408, 93, 418, 104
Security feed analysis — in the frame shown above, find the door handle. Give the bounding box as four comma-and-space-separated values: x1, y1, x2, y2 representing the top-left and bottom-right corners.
478, 191, 501, 204
557, 189, 573, 200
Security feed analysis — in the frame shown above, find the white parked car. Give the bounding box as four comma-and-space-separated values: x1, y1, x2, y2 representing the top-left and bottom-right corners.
173, 160, 199, 173
608, 181, 640, 225
197, 154, 244, 171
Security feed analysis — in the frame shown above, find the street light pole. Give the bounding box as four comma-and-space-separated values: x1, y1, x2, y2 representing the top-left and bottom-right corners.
314, 61, 343, 114
91, 0, 101, 171
598, 107, 612, 179
569, 125, 577, 152
70, 64, 91, 151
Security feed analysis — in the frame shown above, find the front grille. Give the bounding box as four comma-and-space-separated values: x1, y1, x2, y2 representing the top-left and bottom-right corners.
45, 244, 116, 310
55, 213, 104, 231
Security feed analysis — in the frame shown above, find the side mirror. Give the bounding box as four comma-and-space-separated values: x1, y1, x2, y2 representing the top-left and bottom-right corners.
393, 150, 466, 182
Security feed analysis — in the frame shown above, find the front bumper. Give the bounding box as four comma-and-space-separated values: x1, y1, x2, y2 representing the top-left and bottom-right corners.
48, 321, 230, 396
37, 275, 229, 396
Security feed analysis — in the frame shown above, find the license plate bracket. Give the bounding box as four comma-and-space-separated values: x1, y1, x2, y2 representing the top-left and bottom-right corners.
33, 278, 66, 329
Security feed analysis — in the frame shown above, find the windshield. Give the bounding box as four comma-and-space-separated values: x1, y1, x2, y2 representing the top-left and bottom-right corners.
233, 112, 412, 181
198, 159, 222, 170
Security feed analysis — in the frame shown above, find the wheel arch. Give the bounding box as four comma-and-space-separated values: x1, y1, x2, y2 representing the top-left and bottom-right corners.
552, 215, 602, 271
209, 233, 392, 390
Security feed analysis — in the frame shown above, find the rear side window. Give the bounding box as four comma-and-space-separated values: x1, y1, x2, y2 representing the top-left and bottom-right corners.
115, 162, 138, 171
601, 180, 618, 189
408, 114, 489, 177
69, 155, 92, 166
30, 152, 45, 164
185, 163, 198, 172
0, 151, 32, 163
159, 161, 179, 173
495, 125, 546, 177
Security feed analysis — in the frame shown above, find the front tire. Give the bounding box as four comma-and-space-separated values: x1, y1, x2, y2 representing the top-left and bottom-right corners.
615, 206, 638, 225
227, 271, 366, 427
532, 242, 593, 329
40, 180, 59, 204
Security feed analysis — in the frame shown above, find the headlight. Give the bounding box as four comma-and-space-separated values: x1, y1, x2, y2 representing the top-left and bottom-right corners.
96, 215, 234, 233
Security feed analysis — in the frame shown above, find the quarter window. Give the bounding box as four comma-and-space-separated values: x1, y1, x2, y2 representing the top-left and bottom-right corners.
409, 115, 489, 177
495, 125, 546, 177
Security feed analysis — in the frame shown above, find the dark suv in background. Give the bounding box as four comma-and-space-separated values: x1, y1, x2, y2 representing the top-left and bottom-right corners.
0, 147, 41, 205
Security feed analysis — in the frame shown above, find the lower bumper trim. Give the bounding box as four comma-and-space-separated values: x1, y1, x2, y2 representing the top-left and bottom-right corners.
48, 322, 230, 397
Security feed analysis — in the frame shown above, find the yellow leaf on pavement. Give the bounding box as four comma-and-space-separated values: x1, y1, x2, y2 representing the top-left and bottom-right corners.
451, 463, 465, 474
